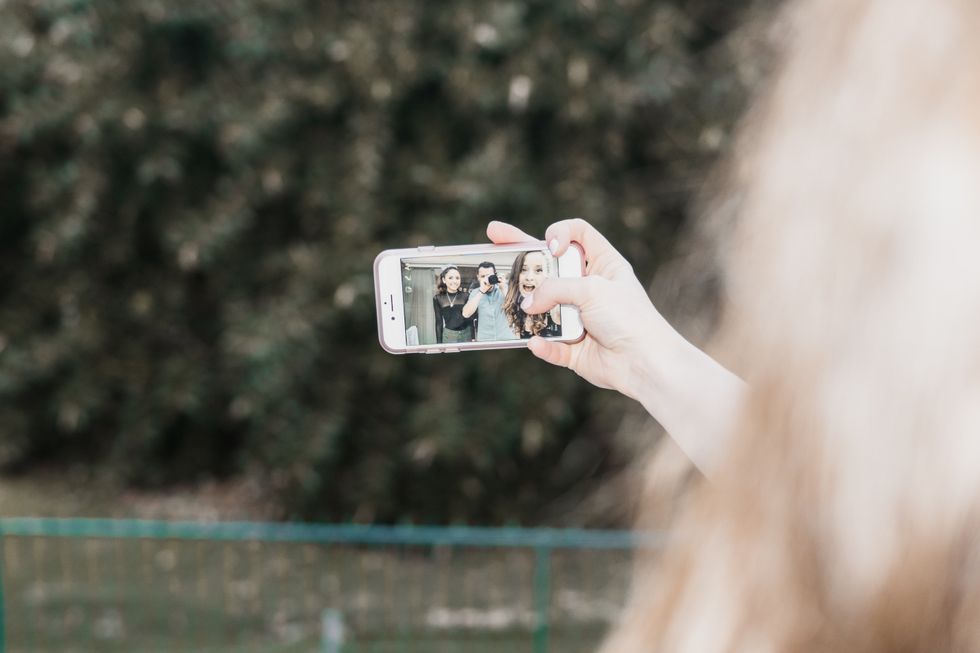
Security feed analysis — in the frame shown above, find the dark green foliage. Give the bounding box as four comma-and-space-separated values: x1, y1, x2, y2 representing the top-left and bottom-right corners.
0, 0, 752, 523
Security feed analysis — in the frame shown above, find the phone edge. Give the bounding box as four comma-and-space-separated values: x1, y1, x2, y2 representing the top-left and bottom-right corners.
374, 240, 587, 353
374, 249, 408, 355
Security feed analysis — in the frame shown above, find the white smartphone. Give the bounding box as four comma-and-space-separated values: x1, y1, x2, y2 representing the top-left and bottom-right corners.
374, 241, 586, 354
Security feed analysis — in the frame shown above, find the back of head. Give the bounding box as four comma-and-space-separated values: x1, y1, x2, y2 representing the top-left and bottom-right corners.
604, 0, 980, 650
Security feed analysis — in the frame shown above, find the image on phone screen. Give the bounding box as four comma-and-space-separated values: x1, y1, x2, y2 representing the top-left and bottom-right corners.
401, 249, 562, 346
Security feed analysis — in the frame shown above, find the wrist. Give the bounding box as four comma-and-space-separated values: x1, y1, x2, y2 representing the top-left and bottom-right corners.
624, 316, 689, 406
625, 318, 747, 474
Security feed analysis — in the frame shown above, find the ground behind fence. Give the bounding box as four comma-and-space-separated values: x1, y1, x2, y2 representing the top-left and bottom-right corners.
0, 519, 661, 653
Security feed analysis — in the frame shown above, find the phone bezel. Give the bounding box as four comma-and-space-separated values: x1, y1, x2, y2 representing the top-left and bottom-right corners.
374, 241, 585, 354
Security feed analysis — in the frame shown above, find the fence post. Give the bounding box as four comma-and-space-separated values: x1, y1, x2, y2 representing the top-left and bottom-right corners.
321, 609, 345, 653
532, 546, 551, 653
0, 523, 6, 653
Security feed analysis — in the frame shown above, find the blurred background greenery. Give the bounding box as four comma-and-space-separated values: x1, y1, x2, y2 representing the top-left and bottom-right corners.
0, 0, 767, 526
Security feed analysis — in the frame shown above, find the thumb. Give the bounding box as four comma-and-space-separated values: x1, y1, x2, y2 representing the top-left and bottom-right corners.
527, 336, 572, 368
520, 276, 598, 314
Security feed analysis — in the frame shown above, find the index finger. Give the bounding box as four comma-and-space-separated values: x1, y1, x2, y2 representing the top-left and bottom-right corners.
487, 221, 538, 244
545, 218, 631, 277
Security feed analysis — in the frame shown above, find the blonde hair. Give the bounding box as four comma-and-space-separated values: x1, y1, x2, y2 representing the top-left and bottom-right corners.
604, 0, 980, 650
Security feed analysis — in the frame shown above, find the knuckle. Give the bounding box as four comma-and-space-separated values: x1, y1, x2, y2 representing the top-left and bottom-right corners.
547, 221, 568, 240
585, 276, 612, 303
582, 275, 604, 293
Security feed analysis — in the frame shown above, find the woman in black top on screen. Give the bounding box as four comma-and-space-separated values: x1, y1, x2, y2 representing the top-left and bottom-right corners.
433, 266, 473, 344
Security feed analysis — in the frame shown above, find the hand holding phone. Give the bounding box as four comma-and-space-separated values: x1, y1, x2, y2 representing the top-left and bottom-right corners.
374, 238, 585, 353
485, 219, 684, 399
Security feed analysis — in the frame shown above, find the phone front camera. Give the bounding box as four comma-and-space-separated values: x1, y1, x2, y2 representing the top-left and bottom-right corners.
390, 316, 395, 320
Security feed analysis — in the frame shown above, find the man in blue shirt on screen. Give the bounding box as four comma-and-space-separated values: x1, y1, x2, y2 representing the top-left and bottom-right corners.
462, 262, 517, 341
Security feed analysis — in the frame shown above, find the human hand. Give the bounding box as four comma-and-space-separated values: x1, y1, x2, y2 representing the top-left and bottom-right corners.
486, 219, 682, 399
472, 266, 493, 294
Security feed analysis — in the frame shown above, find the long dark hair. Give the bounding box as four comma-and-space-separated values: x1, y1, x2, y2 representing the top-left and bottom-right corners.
503, 251, 550, 336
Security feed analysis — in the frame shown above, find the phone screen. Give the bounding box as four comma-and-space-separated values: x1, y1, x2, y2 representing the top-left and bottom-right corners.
401, 248, 562, 346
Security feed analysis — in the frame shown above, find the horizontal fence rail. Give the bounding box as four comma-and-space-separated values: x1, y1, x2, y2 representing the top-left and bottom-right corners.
0, 519, 662, 653
0, 519, 665, 549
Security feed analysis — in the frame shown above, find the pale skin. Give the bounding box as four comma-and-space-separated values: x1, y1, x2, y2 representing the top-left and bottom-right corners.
487, 219, 746, 475
517, 251, 561, 328
442, 269, 462, 294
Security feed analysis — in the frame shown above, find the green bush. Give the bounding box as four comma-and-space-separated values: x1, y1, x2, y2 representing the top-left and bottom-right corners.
0, 0, 752, 523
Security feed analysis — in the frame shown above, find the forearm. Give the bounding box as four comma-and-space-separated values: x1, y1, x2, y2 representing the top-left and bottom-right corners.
627, 330, 746, 477
462, 294, 481, 318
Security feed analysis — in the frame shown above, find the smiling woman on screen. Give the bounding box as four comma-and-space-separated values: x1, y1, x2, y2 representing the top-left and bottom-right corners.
503, 250, 561, 339
432, 265, 473, 344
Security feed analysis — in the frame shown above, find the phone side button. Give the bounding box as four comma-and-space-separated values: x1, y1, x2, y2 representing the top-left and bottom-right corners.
446, 347, 460, 354
424, 349, 441, 354
417, 245, 435, 251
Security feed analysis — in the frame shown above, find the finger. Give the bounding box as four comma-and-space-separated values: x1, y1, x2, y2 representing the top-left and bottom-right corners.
487, 220, 538, 244
544, 218, 628, 275
520, 276, 599, 314
543, 219, 610, 256
527, 336, 572, 369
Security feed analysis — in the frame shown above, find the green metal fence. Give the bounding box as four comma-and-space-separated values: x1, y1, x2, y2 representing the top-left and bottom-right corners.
0, 519, 661, 653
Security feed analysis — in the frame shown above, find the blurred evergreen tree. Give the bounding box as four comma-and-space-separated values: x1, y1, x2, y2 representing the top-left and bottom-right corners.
0, 0, 755, 524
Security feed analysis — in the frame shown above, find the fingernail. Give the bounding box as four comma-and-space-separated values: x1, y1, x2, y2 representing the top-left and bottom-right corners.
521, 293, 533, 310
548, 239, 559, 255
